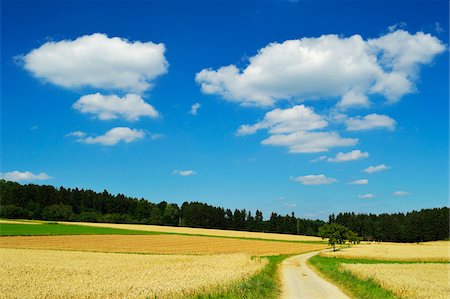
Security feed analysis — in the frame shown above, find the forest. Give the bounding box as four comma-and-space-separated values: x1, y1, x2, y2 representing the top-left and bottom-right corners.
0, 179, 448, 242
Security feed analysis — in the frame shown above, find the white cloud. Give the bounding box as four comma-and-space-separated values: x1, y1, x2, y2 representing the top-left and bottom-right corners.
237, 105, 357, 153
393, 191, 411, 196
1, 171, 51, 182
345, 114, 396, 131
435, 22, 444, 33
21, 33, 168, 93
388, 22, 407, 33
66, 131, 86, 138
196, 30, 444, 107
189, 103, 201, 115
337, 88, 370, 109
284, 203, 297, 208
149, 133, 164, 140
359, 193, 375, 199
172, 169, 197, 176
262, 131, 357, 153
73, 93, 159, 121
310, 155, 328, 163
79, 127, 145, 146
348, 179, 369, 185
292, 174, 337, 185
363, 164, 390, 174
327, 149, 369, 162
237, 105, 327, 136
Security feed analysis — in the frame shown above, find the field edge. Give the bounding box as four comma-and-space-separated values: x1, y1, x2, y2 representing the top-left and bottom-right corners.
307, 255, 399, 299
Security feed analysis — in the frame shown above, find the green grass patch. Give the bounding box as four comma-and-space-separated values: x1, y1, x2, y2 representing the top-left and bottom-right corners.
0, 223, 160, 236
308, 255, 398, 299
192, 255, 287, 299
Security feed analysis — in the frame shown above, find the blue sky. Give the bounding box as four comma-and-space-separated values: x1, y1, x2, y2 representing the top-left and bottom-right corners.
2, 0, 448, 220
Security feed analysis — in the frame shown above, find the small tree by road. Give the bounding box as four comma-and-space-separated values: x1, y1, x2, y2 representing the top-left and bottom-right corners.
318, 223, 359, 251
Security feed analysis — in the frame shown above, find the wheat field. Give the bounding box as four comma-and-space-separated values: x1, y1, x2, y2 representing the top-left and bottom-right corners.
0, 234, 327, 255
342, 263, 450, 299
0, 248, 266, 299
59, 221, 322, 241
321, 241, 450, 261
0, 219, 40, 225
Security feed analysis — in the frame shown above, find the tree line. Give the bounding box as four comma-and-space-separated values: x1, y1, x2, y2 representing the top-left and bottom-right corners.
329, 207, 449, 242
0, 180, 448, 241
0, 180, 324, 236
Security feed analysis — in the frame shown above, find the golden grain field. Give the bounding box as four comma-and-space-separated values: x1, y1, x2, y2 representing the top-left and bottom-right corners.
59, 221, 322, 241
0, 234, 327, 256
0, 248, 266, 299
342, 263, 450, 299
321, 241, 450, 261
0, 219, 40, 224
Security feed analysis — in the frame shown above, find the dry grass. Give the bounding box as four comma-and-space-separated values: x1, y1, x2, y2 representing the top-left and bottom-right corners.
0, 234, 327, 256
0, 248, 266, 299
321, 241, 450, 262
59, 221, 322, 241
342, 263, 450, 299
0, 219, 40, 225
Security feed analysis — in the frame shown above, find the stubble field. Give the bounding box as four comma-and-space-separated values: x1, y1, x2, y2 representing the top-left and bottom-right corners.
0, 248, 266, 299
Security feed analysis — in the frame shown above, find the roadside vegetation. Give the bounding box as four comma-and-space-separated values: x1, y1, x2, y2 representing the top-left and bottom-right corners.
309, 241, 450, 299
308, 255, 398, 299
342, 263, 450, 299
193, 255, 287, 299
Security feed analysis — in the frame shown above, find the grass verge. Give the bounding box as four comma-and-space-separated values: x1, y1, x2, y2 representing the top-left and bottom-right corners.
0, 223, 160, 236
308, 255, 398, 299
192, 255, 287, 299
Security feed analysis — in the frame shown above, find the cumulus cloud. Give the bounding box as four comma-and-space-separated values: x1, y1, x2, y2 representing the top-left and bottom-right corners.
327, 150, 369, 162
237, 105, 327, 136
262, 131, 357, 153
363, 164, 390, 174
310, 155, 328, 163
20, 33, 168, 93
237, 105, 357, 153
388, 22, 407, 33
196, 30, 444, 107
78, 127, 145, 146
189, 103, 201, 115
359, 193, 375, 199
172, 169, 197, 176
73, 93, 159, 121
292, 174, 337, 185
337, 89, 370, 109
66, 131, 86, 137
1, 171, 51, 182
348, 179, 369, 185
345, 114, 396, 131
393, 191, 411, 196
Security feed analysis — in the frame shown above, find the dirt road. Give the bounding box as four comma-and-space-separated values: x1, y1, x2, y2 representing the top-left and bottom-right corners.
281, 251, 349, 299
